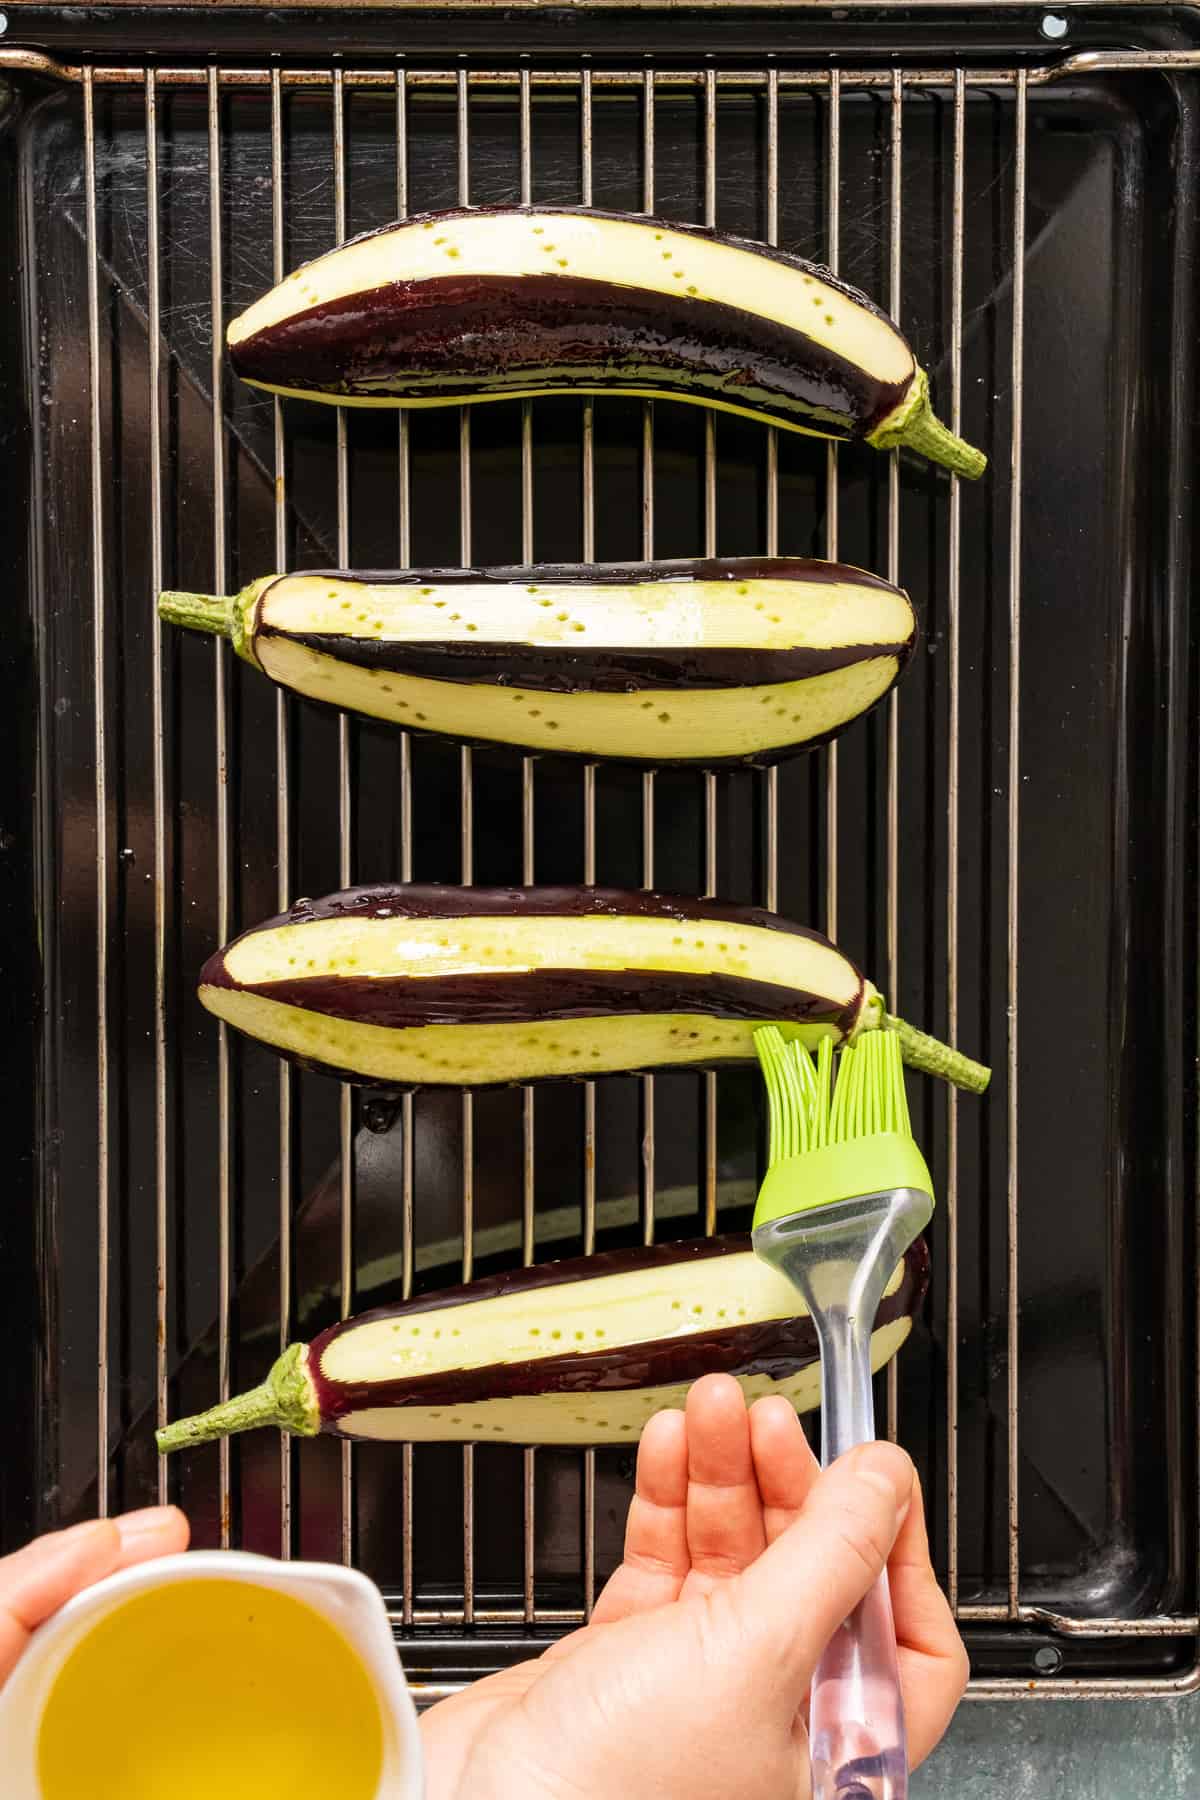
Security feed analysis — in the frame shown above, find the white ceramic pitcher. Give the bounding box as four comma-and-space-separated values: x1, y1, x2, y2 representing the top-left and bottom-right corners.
0, 1550, 424, 1799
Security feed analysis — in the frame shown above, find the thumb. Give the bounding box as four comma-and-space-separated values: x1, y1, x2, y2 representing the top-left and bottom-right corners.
731, 1441, 914, 1698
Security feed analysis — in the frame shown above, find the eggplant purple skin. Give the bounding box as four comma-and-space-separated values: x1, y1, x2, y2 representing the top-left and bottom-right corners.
200, 883, 869, 1090
305, 1232, 930, 1425
270, 633, 908, 694
271, 557, 903, 592
207, 966, 860, 1035
228, 205, 913, 436
217, 882, 845, 937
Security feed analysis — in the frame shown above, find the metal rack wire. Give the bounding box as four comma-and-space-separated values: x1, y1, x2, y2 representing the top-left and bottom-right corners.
8, 37, 1199, 1702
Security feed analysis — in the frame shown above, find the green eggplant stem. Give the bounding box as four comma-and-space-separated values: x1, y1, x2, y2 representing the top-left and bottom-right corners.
869, 369, 987, 481
896, 405, 987, 482
884, 1012, 991, 1095
158, 589, 236, 640
155, 1343, 318, 1455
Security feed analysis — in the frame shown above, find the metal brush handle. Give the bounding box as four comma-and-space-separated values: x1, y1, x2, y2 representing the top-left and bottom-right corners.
755, 1190, 931, 1800
807, 1302, 908, 1800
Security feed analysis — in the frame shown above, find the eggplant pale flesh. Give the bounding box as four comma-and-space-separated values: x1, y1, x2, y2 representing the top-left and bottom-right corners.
157, 558, 916, 766
156, 1234, 929, 1451
199, 884, 990, 1093
226, 205, 986, 480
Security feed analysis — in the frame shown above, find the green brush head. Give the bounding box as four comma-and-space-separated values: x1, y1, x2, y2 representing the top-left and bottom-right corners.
752, 1026, 934, 1229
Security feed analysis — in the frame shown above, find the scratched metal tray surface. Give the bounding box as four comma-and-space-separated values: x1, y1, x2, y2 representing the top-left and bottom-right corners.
0, 6, 1197, 1698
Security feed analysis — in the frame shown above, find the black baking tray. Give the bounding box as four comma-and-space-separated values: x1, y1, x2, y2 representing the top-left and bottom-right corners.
0, 7, 1197, 1689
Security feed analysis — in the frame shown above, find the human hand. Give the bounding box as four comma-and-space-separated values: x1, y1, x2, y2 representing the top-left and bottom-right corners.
0, 1507, 189, 1690
420, 1375, 967, 1800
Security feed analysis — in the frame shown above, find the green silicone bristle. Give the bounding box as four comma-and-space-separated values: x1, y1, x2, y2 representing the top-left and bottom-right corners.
752, 1026, 932, 1224
756, 1027, 910, 1153
829, 1030, 910, 1143
813, 1036, 833, 1149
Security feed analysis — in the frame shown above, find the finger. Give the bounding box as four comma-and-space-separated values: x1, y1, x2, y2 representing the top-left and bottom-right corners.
589, 1409, 690, 1624
680, 1375, 766, 1595
730, 1441, 915, 1696
0, 1508, 190, 1692
890, 1475, 959, 1660
115, 1504, 191, 1569
0, 1522, 120, 1687
888, 1476, 969, 1768
748, 1396, 820, 1544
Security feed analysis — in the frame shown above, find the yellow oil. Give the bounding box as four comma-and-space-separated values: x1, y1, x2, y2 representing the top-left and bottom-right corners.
37, 1579, 385, 1800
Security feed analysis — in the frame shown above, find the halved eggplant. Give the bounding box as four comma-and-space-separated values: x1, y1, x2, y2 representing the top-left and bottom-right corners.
157, 557, 916, 766
156, 1233, 929, 1451
199, 884, 990, 1093
226, 205, 986, 479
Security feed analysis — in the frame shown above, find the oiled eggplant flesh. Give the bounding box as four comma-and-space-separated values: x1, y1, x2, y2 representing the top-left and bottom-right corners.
228, 207, 911, 430
225, 206, 985, 478
155, 1234, 929, 1451
199, 885, 872, 1089
315, 1238, 925, 1445
335, 1323, 912, 1443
